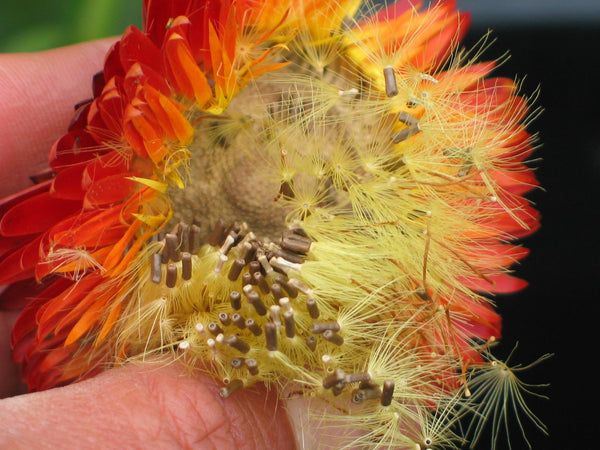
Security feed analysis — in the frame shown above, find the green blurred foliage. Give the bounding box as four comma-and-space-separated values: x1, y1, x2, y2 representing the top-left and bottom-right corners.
0, 0, 142, 53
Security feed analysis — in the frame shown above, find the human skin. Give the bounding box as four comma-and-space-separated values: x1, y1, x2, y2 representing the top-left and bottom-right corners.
0, 40, 296, 449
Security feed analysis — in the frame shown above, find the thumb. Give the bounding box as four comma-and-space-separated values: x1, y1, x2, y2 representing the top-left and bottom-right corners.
0, 38, 116, 197
0, 361, 296, 449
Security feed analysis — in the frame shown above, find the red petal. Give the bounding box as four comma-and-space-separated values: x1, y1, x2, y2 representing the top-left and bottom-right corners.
38, 345, 75, 375
120, 25, 165, 75
92, 77, 126, 136
103, 40, 125, 82
143, 0, 207, 50
0, 180, 52, 219
50, 164, 86, 200
0, 193, 81, 237
371, 0, 421, 23
92, 70, 106, 99
10, 277, 74, 350
412, 11, 470, 72
49, 130, 105, 171
83, 173, 137, 208
0, 235, 43, 285
81, 153, 130, 191
441, 291, 501, 345
487, 167, 539, 195
68, 102, 92, 131
123, 62, 172, 99
0, 277, 56, 310
0, 235, 36, 260
460, 242, 530, 270
460, 273, 528, 294
46, 204, 123, 250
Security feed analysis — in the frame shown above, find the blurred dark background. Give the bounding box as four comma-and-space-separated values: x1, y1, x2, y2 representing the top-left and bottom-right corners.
457, 2, 600, 448
1, 0, 598, 448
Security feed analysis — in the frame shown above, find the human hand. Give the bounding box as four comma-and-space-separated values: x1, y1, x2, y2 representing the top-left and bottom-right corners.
0, 41, 296, 449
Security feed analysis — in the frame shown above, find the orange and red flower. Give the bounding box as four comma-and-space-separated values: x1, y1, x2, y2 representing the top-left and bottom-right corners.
0, 0, 542, 447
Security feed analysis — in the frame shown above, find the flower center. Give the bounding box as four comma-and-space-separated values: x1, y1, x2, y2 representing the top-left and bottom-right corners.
168, 81, 292, 241
168, 63, 397, 242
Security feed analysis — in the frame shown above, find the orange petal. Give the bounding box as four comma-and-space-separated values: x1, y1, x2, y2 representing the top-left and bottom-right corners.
165, 33, 213, 107
95, 301, 123, 344
143, 85, 194, 144
64, 293, 113, 346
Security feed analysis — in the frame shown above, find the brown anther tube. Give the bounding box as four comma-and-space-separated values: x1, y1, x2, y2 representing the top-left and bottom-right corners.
218, 312, 231, 326
306, 297, 319, 319
383, 66, 398, 97
248, 291, 267, 316
190, 224, 202, 254
242, 272, 254, 286
323, 368, 345, 389
281, 231, 312, 253
230, 291, 242, 310
397, 111, 419, 126
265, 323, 278, 351
311, 321, 340, 334
181, 252, 192, 280
245, 319, 262, 336
352, 386, 381, 404
225, 335, 250, 354
166, 264, 177, 288
381, 379, 395, 406
231, 313, 246, 328
249, 261, 261, 275
254, 272, 270, 294
208, 322, 223, 336
283, 310, 295, 338
343, 373, 371, 384
323, 329, 344, 346
219, 379, 244, 398
165, 233, 181, 262
245, 358, 259, 375
230, 358, 245, 369
275, 248, 304, 264
306, 335, 317, 351
391, 125, 420, 144
271, 283, 284, 301
228, 258, 246, 281
279, 278, 298, 298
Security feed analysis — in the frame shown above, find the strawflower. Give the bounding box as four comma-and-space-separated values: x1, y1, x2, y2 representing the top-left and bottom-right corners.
0, 0, 548, 448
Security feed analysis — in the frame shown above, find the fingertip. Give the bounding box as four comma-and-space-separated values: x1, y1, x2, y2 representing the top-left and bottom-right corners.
0, 361, 297, 449
125, 362, 297, 449
285, 396, 365, 448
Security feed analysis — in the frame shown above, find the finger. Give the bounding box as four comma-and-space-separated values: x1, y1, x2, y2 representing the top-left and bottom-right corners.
0, 38, 117, 197
0, 360, 296, 449
285, 396, 364, 448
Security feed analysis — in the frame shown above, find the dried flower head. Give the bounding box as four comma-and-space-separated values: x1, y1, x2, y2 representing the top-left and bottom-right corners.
0, 0, 548, 448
